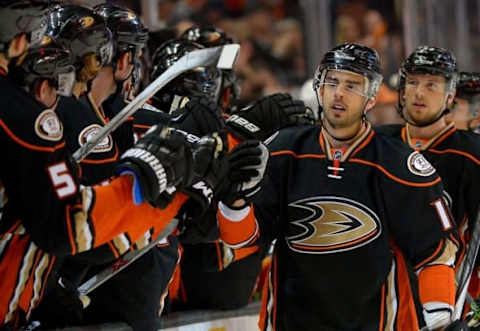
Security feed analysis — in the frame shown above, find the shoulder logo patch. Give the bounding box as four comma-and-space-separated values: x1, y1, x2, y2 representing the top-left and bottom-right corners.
286, 196, 381, 254
78, 124, 113, 153
35, 109, 63, 141
407, 151, 435, 177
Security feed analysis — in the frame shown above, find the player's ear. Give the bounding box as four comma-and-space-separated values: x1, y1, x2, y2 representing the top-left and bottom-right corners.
34, 79, 51, 104
365, 96, 377, 112
9, 34, 28, 59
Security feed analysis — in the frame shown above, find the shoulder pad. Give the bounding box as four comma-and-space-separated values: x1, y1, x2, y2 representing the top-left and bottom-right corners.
373, 134, 439, 184
374, 124, 403, 138
267, 125, 320, 154
0, 77, 64, 147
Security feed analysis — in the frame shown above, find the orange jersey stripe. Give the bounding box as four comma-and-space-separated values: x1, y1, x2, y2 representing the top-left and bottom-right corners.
418, 264, 455, 306
429, 148, 480, 165
133, 124, 152, 130
350, 158, 442, 188
270, 150, 326, 159
378, 284, 385, 331
414, 240, 444, 270
392, 245, 419, 330
0, 119, 66, 152
0, 234, 31, 323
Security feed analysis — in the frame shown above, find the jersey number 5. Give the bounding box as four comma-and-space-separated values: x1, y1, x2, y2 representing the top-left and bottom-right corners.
47, 162, 77, 199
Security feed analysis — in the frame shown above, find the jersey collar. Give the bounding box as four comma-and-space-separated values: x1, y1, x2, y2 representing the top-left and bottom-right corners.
319, 122, 375, 162
402, 122, 456, 151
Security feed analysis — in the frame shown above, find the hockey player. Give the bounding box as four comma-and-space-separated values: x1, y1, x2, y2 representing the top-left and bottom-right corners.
450, 72, 480, 132
0, 1, 229, 328
216, 43, 459, 330
377, 46, 480, 325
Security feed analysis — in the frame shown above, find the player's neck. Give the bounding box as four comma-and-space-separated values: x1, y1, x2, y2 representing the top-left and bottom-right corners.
323, 121, 365, 148
90, 68, 116, 107
0, 54, 8, 74
73, 81, 87, 99
407, 115, 449, 140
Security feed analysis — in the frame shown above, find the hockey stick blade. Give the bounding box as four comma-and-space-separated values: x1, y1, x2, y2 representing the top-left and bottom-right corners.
78, 218, 179, 296
454, 206, 480, 320
72, 44, 240, 162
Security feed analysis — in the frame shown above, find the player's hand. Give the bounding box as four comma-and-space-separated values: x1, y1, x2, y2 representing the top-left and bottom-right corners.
216, 140, 269, 208
226, 93, 314, 141
172, 96, 226, 135
154, 130, 229, 210
115, 125, 194, 207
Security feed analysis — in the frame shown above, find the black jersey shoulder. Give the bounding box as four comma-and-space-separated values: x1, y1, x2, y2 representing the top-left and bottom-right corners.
365, 132, 440, 185
374, 124, 403, 139
0, 76, 64, 148
434, 129, 480, 164
266, 125, 322, 156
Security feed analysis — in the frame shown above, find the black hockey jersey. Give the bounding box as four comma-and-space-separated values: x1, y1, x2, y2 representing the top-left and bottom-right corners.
56, 94, 119, 186
228, 123, 458, 331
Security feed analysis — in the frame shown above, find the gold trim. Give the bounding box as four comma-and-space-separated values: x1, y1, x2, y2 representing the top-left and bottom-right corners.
405, 122, 455, 151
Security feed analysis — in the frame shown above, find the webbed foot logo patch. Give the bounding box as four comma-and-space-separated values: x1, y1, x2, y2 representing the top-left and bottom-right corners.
287, 196, 381, 254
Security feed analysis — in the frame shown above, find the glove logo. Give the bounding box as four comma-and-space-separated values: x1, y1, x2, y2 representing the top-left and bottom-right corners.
286, 196, 381, 254
78, 124, 113, 153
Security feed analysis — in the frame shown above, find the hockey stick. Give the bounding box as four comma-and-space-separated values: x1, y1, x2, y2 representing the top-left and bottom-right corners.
72, 44, 240, 162
454, 207, 480, 320
78, 218, 179, 296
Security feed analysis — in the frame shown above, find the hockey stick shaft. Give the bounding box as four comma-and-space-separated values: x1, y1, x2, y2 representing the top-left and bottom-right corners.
72, 44, 240, 162
454, 206, 480, 319
78, 218, 179, 296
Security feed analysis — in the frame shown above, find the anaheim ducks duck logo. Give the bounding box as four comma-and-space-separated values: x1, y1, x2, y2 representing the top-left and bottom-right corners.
78, 124, 113, 153
286, 196, 381, 254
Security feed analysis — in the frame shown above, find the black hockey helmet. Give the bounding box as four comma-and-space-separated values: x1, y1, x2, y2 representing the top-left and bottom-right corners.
47, 4, 113, 70
93, 4, 148, 66
151, 39, 223, 111
9, 41, 75, 96
399, 46, 457, 92
180, 25, 240, 109
313, 43, 383, 99
0, 0, 52, 53
456, 72, 480, 100
181, 25, 234, 47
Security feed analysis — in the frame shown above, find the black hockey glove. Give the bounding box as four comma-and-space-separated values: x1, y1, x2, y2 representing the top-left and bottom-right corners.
170, 96, 226, 136
216, 140, 269, 208
443, 320, 470, 331
153, 130, 229, 210
31, 275, 89, 329
226, 93, 314, 141
115, 125, 194, 207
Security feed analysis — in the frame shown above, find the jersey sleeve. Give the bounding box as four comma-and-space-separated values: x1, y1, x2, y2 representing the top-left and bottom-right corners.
381, 150, 458, 311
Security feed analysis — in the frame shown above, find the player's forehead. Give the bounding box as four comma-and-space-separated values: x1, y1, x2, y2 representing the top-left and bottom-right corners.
406, 73, 446, 84
325, 69, 365, 84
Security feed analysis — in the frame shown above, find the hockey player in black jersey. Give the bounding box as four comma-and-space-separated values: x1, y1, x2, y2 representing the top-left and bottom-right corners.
217, 43, 459, 330
377, 46, 480, 325
0, 1, 229, 329
450, 72, 480, 133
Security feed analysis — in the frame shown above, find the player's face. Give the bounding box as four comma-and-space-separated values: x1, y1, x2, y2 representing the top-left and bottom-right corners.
319, 70, 368, 130
450, 97, 471, 130
403, 73, 450, 126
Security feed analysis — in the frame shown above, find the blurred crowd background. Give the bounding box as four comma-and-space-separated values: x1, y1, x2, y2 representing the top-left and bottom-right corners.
67, 0, 480, 125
